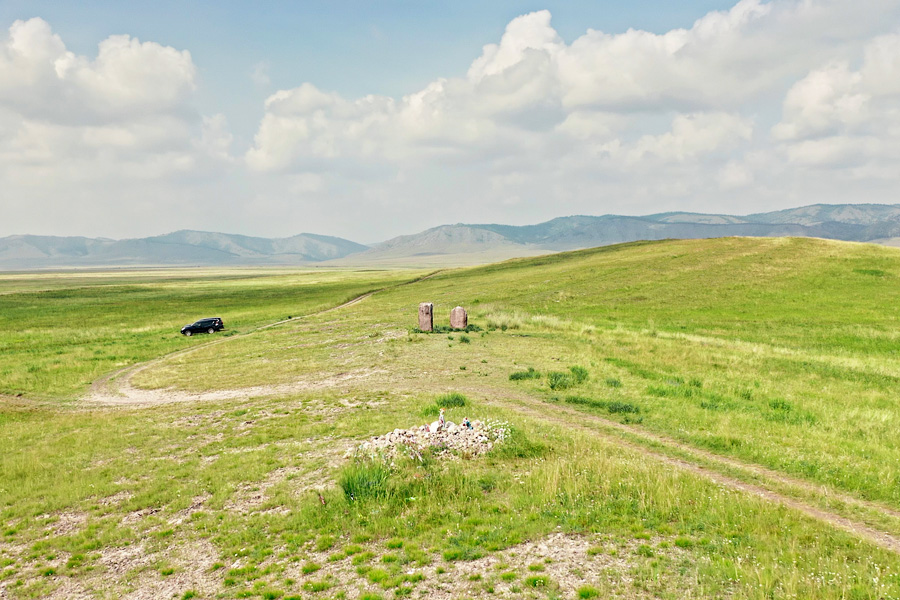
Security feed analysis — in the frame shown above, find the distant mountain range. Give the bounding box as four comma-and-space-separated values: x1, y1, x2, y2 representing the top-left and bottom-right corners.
4, 203, 900, 269
341, 203, 900, 265
0, 230, 368, 270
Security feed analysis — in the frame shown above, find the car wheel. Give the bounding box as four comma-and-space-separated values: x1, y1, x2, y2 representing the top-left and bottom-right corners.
185, 330, 193, 336
208, 327, 215, 334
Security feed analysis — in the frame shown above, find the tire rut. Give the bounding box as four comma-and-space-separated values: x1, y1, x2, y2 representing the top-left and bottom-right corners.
492, 394, 900, 555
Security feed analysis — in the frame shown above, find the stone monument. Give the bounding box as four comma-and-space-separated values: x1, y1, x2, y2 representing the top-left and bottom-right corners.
418, 302, 434, 331
450, 306, 468, 329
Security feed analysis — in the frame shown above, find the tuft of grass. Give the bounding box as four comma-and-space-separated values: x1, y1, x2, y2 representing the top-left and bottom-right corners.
525, 575, 549, 587
436, 392, 468, 408
509, 367, 541, 381
563, 396, 640, 415
577, 585, 600, 598
547, 372, 574, 391
569, 365, 589, 384
607, 401, 640, 414
442, 546, 483, 562
314, 535, 335, 552
302, 580, 332, 592
339, 461, 390, 503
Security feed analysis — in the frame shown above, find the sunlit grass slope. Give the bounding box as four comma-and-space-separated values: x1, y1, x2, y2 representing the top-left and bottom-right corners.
3, 393, 896, 599
0, 268, 419, 399
138, 237, 900, 506
6, 238, 900, 599
442, 236, 900, 353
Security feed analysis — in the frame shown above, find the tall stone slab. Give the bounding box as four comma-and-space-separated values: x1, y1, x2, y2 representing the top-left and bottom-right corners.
450, 306, 468, 329
418, 302, 434, 331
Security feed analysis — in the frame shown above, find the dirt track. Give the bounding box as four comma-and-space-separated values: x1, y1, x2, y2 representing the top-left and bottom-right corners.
78, 267, 900, 557
84, 272, 439, 407
490, 394, 900, 555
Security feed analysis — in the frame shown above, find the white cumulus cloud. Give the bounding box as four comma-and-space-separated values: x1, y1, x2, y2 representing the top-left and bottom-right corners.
0, 18, 236, 237
4, 1, 900, 242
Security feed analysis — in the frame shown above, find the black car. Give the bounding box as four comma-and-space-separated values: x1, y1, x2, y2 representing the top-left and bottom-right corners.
181, 317, 225, 336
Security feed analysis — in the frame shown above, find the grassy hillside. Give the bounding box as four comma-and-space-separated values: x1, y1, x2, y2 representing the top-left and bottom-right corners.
4, 237, 900, 599
134, 238, 900, 502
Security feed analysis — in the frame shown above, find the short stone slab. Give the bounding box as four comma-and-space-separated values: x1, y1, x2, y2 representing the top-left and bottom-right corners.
418, 302, 434, 331
450, 306, 468, 329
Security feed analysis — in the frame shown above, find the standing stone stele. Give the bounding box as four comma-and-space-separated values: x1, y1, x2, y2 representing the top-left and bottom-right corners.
450, 306, 468, 329
418, 302, 434, 332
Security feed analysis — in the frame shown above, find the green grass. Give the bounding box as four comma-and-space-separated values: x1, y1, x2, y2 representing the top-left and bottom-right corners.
6, 238, 900, 598
0, 268, 420, 399
434, 392, 467, 408
509, 367, 540, 381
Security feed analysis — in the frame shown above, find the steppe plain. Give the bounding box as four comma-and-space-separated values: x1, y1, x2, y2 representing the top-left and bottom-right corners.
4, 237, 900, 599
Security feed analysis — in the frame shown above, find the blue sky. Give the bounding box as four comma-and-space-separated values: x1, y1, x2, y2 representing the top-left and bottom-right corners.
1, 1, 899, 241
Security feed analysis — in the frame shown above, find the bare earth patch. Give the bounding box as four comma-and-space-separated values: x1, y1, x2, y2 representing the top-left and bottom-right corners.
289, 533, 693, 599
85, 367, 385, 407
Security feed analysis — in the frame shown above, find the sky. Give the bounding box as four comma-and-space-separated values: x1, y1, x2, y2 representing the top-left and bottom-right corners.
1, 1, 899, 243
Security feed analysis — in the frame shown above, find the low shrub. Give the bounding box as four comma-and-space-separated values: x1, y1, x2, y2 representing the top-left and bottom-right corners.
564, 396, 605, 410
436, 392, 467, 408
339, 461, 390, 503
607, 401, 640, 414
563, 396, 641, 415
569, 365, 589, 384
442, 545, 483, 561
547, 371, 574, 390
509, 367, 541, 381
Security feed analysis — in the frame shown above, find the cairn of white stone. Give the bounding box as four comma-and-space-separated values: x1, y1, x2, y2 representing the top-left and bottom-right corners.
348, 419, 494, 461
418, 302, 434, 332
450, 306, 468, 329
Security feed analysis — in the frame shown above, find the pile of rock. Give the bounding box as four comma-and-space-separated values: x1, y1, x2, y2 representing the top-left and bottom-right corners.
349, 419, 508, 462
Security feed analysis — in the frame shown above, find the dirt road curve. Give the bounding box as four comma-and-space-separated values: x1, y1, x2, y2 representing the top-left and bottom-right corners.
84, 271, 441, 406
78, 266, 900, 557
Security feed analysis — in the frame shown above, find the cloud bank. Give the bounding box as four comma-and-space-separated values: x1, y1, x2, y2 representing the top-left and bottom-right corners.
2, 1, 900, 240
